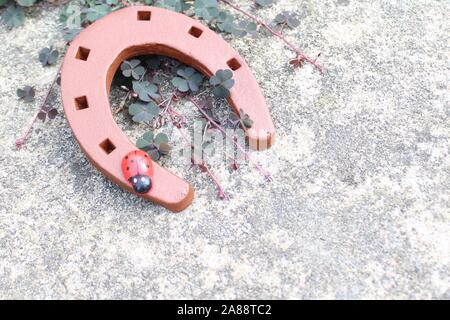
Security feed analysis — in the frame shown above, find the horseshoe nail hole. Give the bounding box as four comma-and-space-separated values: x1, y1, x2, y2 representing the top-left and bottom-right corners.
188, 26, 203, 38
227, 58, 241, 71
75, 47, 90, 61
74, 96, 89, 110
99, 139, 116, 154
137, 11, 152, 21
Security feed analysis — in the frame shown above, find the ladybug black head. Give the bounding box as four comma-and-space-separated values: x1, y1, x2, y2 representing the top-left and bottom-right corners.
129, 174, 152, 194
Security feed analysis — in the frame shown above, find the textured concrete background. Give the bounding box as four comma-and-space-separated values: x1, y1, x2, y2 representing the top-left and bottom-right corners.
0, 0, 449, 299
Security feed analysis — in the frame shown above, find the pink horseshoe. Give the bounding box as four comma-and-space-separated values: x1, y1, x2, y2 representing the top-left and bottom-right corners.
61, 6, 275, 212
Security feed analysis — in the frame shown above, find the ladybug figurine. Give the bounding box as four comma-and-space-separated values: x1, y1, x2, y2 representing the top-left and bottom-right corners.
121, 150, 154, 194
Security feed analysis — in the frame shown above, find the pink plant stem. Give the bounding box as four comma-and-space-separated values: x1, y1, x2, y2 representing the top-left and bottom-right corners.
16, 66, 61, 149
201, 163, 228, 200
164, 95, 228, 199
187, 96, 273, 182
219, 0, 323, 73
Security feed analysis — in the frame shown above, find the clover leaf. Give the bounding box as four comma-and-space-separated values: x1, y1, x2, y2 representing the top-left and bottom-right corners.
232, 20, 257, 37
194, 0, 219, 21
155, 132, 169, 146
156, 0, 190, 12
83, 4, 110, 23
17, 86, 35, 102
39, 47, 59, 66
216, 12, 256, 37
2, 6, 25, 29
132, 80, 160, 102
171, 67, 203, 92
60, 4, 84, 29
209, 69, 235, 98
121, 59, 145, 80
128, 101, 160, 123
137, 131, 171, 161
63, 28, 83, 42
217, 11, 235, 33
136, 131, 154, 149
229, 108, 254, 129
37, 106, 58, 122
274, 11, 300, 29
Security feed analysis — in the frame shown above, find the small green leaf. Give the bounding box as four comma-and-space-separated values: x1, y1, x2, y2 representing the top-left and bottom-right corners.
2, 5, 25, 29
121, 59, 145, 80
132, 80, 160, 102
63, 28, 83, 42
172, 67, 203, 92
84, 4, 110, 23
128, 101, 160, 123
137, 131, 171, 160
148, 148, 161, 161
136, 131, 154, 149
47, 108, 58, 120
154, 133, 169, 147
60, 5, 82, 28
156, 0, 190, 12
194, 0, 219, 21
274, 11, 300, 29
17, 85, 35, 102
209, 69, 235, 98
38, 47, 59, 66
230, 108, 254, 128
217, 11, 235, 33
242, 118, 254, 128
232, 20, 258, 37
212, 86, 230, 99
171, 77, 189, 92
37, 106, 58, 122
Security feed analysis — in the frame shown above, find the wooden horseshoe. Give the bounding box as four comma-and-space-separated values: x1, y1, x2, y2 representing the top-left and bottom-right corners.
61, 6, 275, 212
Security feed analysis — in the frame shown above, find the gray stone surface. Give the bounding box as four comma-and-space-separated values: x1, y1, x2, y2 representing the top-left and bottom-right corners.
0, 0, 449, 299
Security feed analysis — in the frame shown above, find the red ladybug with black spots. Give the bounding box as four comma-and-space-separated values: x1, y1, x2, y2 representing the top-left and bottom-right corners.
121, 150, 154, 194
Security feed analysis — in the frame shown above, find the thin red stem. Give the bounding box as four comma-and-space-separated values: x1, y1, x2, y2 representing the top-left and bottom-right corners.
219, 0, 323, 73
16, 66, 61, 149
201, 163, 228, 200
164, 95, 229, 199
187, 96, 273, 182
